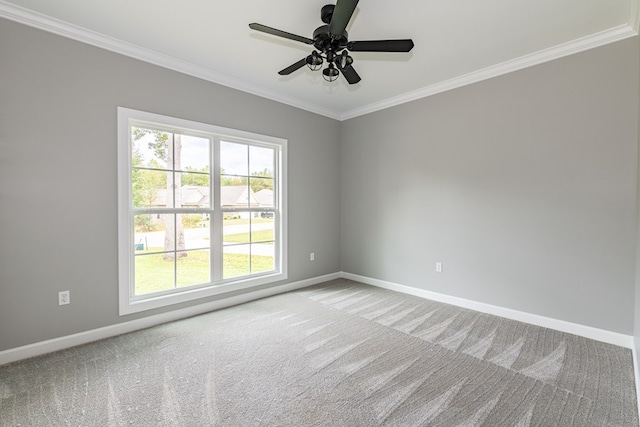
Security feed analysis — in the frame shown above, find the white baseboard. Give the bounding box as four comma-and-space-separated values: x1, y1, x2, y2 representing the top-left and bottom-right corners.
0, 272, 341, 366
341, 272, 634, 349
1, 270, 634, 366
634, 342, 640, 420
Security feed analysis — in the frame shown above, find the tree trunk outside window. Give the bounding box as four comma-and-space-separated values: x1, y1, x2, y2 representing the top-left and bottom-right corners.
164, 133, 187, 260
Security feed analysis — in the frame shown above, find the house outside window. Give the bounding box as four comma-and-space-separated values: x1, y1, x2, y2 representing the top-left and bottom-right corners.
117, 108, 287, 315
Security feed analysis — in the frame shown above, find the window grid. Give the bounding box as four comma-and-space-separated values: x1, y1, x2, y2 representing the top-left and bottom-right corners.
118, 107, 287, 315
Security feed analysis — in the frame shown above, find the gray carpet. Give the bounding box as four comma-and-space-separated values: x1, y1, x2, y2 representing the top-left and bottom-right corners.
0, 279, 638, 426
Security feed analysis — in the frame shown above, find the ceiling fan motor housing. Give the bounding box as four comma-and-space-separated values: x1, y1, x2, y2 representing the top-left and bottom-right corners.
313, 25, 348, 53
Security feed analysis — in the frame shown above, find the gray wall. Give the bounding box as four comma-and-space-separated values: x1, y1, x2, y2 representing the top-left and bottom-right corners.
0, 19, 342, 351
2, 17, 639, 353
635, 36, 640, 356
341, 38, 639, 334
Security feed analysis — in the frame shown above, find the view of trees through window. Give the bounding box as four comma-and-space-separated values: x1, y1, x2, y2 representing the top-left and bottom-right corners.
131, 126, 277, 297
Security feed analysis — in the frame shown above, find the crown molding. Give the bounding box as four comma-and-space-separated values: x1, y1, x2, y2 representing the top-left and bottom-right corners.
0, 1, 342, 120
340, 24, 638, 120
1, 1, 636, 122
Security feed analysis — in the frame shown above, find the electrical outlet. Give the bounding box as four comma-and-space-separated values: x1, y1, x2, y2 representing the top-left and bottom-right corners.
310, 252, 315, 261
58, 290, 70, 305
435, 262, 443, 273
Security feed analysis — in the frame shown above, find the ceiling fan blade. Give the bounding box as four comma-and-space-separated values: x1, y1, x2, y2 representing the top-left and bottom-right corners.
347, 39, 415, 52
329, 0, 359, 37
249, 23, 314, 45
278, 58, 308, 75
339, 64, 361, 84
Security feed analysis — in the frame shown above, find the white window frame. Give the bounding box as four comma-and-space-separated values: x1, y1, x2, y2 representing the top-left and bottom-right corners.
117, 107, 288, 315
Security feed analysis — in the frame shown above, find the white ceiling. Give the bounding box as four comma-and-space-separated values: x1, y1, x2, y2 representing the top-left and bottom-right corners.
1, 0, 638, 120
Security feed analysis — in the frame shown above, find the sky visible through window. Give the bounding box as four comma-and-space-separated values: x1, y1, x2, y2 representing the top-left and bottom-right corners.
134, 131, 273, 175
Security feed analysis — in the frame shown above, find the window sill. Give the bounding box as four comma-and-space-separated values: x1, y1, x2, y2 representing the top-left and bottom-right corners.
119, 271, 287, 315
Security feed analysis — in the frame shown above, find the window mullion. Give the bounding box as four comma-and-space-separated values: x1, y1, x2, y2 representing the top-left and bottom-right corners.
173, 213, 178, 289
212, 137, 223, 282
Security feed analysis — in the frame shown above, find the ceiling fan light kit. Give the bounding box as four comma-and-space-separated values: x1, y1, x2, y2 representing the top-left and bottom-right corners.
249, 0, 414, 85
323, 63, 340, 82
306, 51, 324, 71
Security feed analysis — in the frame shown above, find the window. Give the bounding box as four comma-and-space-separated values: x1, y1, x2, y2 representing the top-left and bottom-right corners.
118, 108, 287, 315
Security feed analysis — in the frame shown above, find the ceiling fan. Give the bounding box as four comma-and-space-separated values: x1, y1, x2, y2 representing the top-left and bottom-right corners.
249, 0, 414, 84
